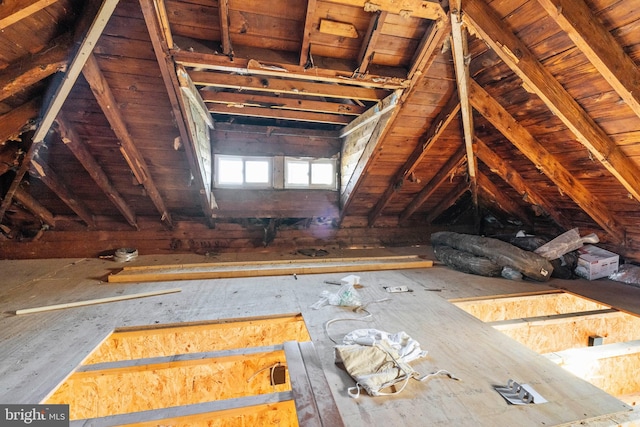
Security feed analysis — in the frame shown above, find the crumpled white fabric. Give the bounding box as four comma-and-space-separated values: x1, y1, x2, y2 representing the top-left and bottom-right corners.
335, 329, 428, 397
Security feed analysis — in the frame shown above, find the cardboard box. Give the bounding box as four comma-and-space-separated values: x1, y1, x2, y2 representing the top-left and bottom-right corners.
575, 245, 619, 280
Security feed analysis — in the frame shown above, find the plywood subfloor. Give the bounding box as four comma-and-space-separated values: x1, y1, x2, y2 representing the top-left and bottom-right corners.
0, 247, 639, 426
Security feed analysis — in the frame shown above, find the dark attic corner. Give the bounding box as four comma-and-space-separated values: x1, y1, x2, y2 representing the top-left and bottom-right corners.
2, 0, 640, 425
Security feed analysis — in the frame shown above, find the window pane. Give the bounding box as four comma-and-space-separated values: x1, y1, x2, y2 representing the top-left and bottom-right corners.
245, 160, 270, 184
218, 158, 243, 184
286, 161, 309, 185
311, 162, 334, 186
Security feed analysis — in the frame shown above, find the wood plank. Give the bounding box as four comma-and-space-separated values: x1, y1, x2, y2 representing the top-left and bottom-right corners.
537, 0, 640, 121
82, 53, 173, 229
463, 0, 640, 205
0, 0, 59, 30
56, 113, 138, 229
218, 0, 232, 55
16, 288, 181, 315
299, 0, 317, 66
357, 11, 387, 74
0, 98, 40, 142
321, 0, 446, 21
368, 95, 460, 225
319, 18, 359, 38
468, 79, 626, 242
207, 103, 353, 124
190, 70, 391, 101
108, 260, 434, 283
13, 186, 56, 227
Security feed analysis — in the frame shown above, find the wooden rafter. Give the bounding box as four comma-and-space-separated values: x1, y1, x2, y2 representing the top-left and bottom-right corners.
201, 91, 365, 116
13, 186, 55, 228
56, 113, 137, 229
82, 53, 173, 228
30, 155, 96, 228
368, 95, 460, 226
0, 0, 59, 30
0, 98, 40, 142
341, 19, 450, 217
477, 172, 532, 226
463, 0, 640, 203
321, 0, 447, 21
0, 134, 35, 223
537, 0, 640, 122
207, 104, 352, 125
450, 8, 478, 214
468, 79, 626, 242
218, 0, 232, 56
474, 137, 573, 229
357, 11, 388, 75
400, 144, 466, 221
172, 45, 408, 91
189, 71, 390, 102
424, 179, 469, 223
0, 34, 72, 102
299, 0, 317, 67
139, 0, 216, 226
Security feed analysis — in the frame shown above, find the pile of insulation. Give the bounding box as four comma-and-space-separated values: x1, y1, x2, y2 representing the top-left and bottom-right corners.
431, 231, 554, 282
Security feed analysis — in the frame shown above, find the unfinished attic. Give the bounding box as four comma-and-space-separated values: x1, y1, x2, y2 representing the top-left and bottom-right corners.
2, 0, 640, 425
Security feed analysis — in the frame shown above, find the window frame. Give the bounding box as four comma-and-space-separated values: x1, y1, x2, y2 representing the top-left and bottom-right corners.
214, 155, 273, 189
284, 157, 337, 190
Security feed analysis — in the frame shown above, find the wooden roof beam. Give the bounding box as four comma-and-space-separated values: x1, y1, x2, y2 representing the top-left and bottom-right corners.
463, 0, 640, 204
172, 44, 408, 91
0, 34, 72, 103
0, 0, 59, 30
357, 11, 388, 75
367, 95, 460, 226
537, 0, 640, 122
140, 0, 216, 225
474, 137, 573, 230
30, 155, 96, 228
207, 104, 352, 125
82, 53, 173, 228
0, 99, 39, 142
424, 179, 469, 223
400, 144, 467, 221
189, 71, 391, 102
55, 114, 138, 229
13, 186, 56, 228
299, 0, 317, 67
218, 0, 232, 56
322, 0, 447, 21
450, 7, 478, 217
477, 172, 532, 226
469, 79, 625, 242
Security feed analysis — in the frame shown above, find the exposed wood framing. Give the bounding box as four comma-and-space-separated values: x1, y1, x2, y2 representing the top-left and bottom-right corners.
201, 91, 365, 116
450, 8, 478, 214
13, 186, 56, 228
477, 172, 532, 225
190, 71, 390, 101
0, 0, 59, 30
30, 155, 96, 228
468, 79, 626, 242
32, 0, 119, 144
357, 11, 387, 75
408, 19, 449, 79
172, 44, 408, 90
55, 113, 137, 229
320, 19, 359, 38
218, 0, 232, 56
0, 34, 72, 102
299, 0, 317, 67
207, 104, 352, 125
322, 0, 447, 21
400, 144, 467, 221
368, 94, 460, 226
474, 137, 573, 229
341, 19, 450, 216
0, 133, 35, 223
537, 0, 640, 122
463, 0, 640, 203
82, 53, 173, 228
0, 98, 40, 142
139, 0, 215, 226
424, 179, 469, 223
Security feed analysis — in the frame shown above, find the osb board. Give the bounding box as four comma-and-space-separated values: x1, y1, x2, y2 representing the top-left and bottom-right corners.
119, 400, 299, 427
453, 292, 609, 322
45, 351, 290, 420
587, 353, 640, 397
496, 312, 640, 353
83, 315, 310, 364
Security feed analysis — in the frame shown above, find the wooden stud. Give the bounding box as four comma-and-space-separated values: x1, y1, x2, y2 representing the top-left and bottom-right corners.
468, 79, 626, 242
0, 0, 59, 30
16, 288, 181, 315
357, 11, 387, 75
463, 0, 640, 204
218, 0, 232, 56
82, 53, 173, 229
56, 114, 138, 229
299, 0, 317, 67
